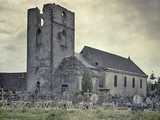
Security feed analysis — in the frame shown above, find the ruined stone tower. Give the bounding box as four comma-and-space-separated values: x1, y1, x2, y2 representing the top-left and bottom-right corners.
27, 4, 74, 94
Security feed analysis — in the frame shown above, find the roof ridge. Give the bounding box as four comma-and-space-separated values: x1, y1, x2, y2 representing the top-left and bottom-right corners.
129, 59, 147, 77
83, 46, 129, 61
81, 46, 147, 77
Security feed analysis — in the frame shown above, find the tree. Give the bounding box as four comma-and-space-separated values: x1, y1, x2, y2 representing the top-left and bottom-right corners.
81, 71, 93, 93
147, 73, 160, 96
150, 72, 156, 80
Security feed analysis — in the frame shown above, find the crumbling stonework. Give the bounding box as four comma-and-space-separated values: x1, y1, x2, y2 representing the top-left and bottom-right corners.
27, 4, 74, 94
0, 73, 26, 91
52, 55, 107, 95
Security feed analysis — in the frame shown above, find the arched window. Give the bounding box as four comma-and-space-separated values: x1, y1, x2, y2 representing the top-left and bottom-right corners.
35, 81, 40, 95
37, 28, 41, 34
132, 78, 135, 88
58, 30, 67, 48
36, 28, 42, 49
124, 76, 127, 87
140, 79, 142, 88
61, 84, 68, 93
114, 75, 117, 87
36, 81, 40, 88
40, 18, 44, 27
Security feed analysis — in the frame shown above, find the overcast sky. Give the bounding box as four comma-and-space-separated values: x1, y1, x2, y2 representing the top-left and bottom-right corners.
0, 0, 160, 75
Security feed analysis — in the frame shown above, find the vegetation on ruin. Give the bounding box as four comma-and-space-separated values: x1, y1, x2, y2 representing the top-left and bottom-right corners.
82, 71, 93, 93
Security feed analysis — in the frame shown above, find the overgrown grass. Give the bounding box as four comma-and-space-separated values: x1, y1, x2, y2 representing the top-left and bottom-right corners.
0, 107, 160, 120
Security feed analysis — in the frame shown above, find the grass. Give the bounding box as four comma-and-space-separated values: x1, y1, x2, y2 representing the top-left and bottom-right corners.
0, 107, 160, 120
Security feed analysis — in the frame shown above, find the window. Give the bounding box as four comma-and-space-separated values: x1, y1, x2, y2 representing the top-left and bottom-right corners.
58, 30, 67, 48
114, 75, 117, 87
132, 78, 135, 88
140, 79, 142, 88
61, 84, 68, 93
37, 28, 41, 34
61, 11, 66, 18
40, 18, 44, 27
35, 81, 40, 94
62, 30, 66, 36
99, 79, 104, 88
36, 81, 40, 88
124, 76, 127, 87
36, 28, 42, 48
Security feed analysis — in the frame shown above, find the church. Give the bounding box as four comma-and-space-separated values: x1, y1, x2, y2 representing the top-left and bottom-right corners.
0, 3, 147, 97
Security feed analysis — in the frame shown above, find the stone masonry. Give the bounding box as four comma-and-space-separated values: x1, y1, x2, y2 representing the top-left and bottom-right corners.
27, 3, 74, 94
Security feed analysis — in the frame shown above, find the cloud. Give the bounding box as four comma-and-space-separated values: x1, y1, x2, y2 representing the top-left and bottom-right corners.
119, 0, 160, 41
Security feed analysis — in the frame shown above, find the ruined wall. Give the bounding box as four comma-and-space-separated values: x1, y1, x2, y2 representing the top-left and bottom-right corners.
27, 4, 74, 94
52, 56, 102, 95
53, 56, 85, 94
0, 73, 26, 91
27, 6, 51, 93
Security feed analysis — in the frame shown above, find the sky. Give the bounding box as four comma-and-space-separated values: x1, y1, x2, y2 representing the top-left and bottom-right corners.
0, 0, 160, 76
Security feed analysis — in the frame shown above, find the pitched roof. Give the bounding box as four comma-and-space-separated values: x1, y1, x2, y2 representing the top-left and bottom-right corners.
80, 46, 147, 77
75, 53, 96, 69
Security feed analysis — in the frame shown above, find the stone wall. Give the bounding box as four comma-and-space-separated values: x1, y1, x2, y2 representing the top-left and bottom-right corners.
52, 56, 98, 95
0, 73, 27, 91
27, 4, 74, 94
104, 70, 147, 97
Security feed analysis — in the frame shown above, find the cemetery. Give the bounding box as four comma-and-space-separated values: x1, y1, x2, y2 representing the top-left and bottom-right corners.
0, 81, 160, 120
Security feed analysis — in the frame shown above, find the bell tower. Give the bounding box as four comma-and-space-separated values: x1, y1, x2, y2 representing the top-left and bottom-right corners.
51, 4, 75, 72
27, 3, 74, 94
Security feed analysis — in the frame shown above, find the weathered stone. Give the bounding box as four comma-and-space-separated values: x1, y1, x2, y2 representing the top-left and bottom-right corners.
0, 73, 26, 91
27, 4, 74, 94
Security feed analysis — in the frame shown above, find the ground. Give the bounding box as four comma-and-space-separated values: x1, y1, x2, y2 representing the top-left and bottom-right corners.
0, 107, 160, 120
